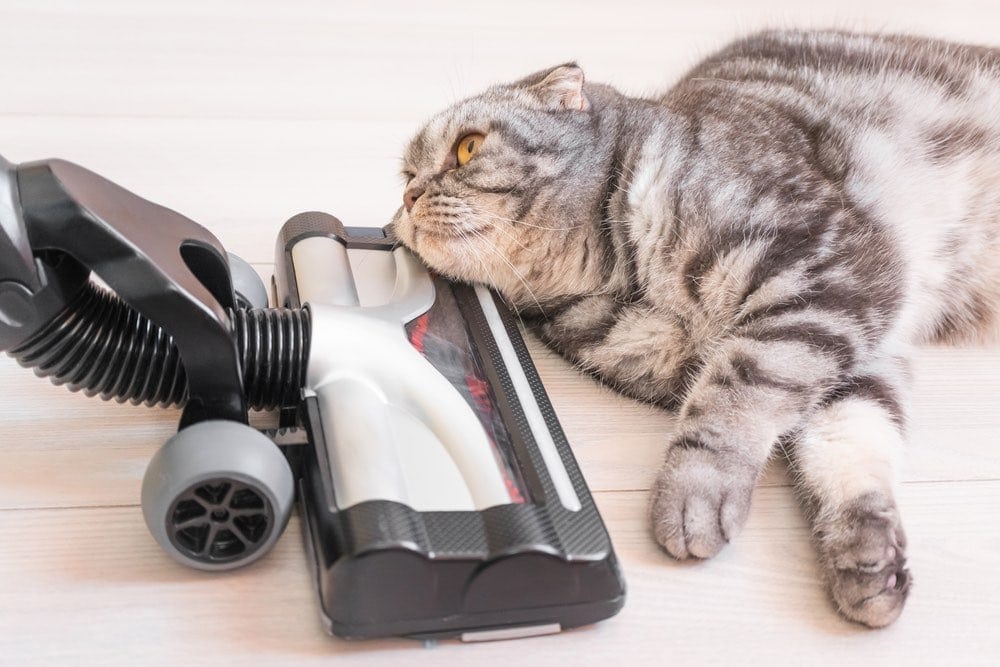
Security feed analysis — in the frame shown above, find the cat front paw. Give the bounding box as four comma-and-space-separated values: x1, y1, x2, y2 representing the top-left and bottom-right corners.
649, 439, 756, 559
817, 493, 912, 628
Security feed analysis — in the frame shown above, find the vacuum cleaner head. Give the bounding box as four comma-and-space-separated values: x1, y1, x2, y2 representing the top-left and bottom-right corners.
1, 151, 624, 641
275, 212, 626, 640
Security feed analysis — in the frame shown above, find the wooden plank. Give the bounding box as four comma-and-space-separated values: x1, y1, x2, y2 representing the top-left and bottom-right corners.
3, 335, 1000, 509
1, 1, 998, 121
0, 483, 997, 664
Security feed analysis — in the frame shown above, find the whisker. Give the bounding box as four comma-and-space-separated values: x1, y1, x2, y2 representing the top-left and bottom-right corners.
473, 208, 583, 231
453, 225, 496, 291
470, 215, 532, 252
467, 226, 545, 317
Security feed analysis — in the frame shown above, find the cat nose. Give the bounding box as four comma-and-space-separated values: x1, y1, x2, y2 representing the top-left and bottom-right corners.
403, 185, 426, 212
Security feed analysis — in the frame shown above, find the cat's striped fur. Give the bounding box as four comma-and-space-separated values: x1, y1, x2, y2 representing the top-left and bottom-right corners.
393, 29, 1000, 628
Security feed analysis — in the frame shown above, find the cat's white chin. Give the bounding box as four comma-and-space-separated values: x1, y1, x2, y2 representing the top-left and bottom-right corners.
394, 211, 475, 282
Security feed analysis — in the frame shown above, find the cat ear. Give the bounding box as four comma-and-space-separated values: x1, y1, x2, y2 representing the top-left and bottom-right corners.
531, 64, 591, 112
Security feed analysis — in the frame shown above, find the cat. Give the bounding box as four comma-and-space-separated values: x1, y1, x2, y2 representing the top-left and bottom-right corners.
391, 29, 1000, 628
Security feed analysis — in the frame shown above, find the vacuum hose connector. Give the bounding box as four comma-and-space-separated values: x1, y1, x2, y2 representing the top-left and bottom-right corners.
9, 281, 310, 411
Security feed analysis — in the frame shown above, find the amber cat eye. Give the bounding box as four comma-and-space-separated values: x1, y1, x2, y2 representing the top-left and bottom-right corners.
456, 133, 486, 166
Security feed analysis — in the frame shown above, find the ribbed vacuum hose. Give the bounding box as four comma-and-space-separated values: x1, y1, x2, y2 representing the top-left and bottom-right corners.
8, 282, 310, 411
231, 305, 311, 411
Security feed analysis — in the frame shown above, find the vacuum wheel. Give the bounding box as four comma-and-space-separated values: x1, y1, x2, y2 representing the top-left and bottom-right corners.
227, 252, 270, 310
141, 420, 294, 571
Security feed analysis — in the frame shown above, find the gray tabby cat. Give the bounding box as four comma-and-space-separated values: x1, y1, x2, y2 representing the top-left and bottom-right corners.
392, 29, 1000, 628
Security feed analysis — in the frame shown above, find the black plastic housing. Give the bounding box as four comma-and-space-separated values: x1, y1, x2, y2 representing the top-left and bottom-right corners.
276, 213, 626, 640
8, 157, 248, 427
0, 154, 89, 351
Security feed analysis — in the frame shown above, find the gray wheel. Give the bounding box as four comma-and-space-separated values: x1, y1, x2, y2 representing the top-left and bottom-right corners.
142, 420, 294, 571
227, 252, 269, 310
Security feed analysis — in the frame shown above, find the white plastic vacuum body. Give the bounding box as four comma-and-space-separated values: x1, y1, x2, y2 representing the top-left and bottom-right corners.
294, 234, 513, 512
274, 212, 625, 640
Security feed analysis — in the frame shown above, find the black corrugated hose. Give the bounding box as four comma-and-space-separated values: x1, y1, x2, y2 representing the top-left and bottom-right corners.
8, 281, 309, 411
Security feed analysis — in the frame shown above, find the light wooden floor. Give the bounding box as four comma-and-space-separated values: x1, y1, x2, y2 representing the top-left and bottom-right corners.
1, 1, 999, 664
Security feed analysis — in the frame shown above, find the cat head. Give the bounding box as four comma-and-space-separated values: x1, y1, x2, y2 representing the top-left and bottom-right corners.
393, 64, 615, 306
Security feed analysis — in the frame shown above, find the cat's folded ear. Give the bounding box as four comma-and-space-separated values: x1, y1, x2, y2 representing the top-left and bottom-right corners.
519, 63, 591, 112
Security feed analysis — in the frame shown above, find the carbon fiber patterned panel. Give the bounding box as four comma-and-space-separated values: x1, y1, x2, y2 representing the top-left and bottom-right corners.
422, 512, 490, 556
339, 501, 431, 553
278, 211, 346, 249
454, 283, 614, 559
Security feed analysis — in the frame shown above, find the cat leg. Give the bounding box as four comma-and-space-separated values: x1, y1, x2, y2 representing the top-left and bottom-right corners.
789, 356, 912, 628
649, 330, 843, 560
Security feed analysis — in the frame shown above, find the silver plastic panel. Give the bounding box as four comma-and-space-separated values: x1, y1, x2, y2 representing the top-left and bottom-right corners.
346, 248, 397, 307
290, 236, 359, 306
293, 240, 514, 512
461, 623, 562, 642
474, 285, 582, 512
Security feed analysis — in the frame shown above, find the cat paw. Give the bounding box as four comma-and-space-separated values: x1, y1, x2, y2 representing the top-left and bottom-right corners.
649, 440, 756, 559
817, 493, 912, 628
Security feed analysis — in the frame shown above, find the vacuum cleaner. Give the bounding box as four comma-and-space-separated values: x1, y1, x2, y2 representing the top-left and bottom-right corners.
0, 153, 625, 641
